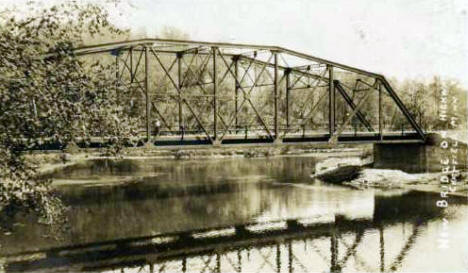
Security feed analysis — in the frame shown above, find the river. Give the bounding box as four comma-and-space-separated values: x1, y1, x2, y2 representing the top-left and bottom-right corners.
1, 155, 467, 272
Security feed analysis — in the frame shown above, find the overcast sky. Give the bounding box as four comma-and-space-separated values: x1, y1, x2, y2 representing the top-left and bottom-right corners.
4, 0, 468, 88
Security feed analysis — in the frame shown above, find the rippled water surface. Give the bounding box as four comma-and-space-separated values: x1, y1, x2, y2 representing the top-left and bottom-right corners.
1, 156, 467, 272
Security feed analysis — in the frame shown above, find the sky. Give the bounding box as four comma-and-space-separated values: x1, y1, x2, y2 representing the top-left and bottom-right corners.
3, 0, 468, 88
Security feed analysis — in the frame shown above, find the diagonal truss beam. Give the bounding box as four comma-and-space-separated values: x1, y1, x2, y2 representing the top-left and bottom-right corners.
117, 48, 174, 132
244, 73, 286, 130
296, 68, 329, 118
378, 77, 425, 140
299, 89, 329, 127
329, 85, 373, 143
217, 49, 274, 140
388, 222, 423, 272
334, 80, 374, 132
179, 54, 230, 130
338, 230, 365, 268
150, 48, 213, 142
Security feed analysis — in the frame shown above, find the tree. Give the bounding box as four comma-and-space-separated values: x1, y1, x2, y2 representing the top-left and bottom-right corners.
0, 2, 138, 229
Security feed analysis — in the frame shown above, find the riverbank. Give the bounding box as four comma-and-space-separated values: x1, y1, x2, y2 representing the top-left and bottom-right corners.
26, 143, 372, 177
24, 142, 467, 198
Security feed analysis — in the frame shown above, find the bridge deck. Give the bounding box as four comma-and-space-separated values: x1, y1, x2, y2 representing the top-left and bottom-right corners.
151, 131, 424, 146
22, 131, 424, 151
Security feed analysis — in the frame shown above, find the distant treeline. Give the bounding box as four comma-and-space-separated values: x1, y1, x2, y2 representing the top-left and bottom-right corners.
388, 76, 467, 131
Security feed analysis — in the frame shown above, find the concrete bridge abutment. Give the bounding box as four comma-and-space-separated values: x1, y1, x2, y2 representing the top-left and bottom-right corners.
373, 133, 467, 173
373, 143, 428, 173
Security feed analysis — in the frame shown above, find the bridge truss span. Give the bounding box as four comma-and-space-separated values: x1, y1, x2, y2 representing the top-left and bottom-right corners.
74, 38, 426, 146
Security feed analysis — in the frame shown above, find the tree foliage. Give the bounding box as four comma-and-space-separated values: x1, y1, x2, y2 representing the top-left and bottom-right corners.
0, 2, 138, 228
390, 76, 467, 131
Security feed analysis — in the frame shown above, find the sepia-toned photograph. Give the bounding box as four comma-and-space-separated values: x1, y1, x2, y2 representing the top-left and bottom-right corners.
0, 0, 467, 272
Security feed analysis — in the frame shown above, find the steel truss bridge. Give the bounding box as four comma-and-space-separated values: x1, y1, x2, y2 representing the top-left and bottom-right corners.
72, 38, 425, 146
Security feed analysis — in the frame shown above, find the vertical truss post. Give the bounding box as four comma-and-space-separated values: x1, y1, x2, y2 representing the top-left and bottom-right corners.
276, 244, 281, 273
129, 47, 133, 83
379, 81, 383, 140
115, 53, 120, 104
328, 65, 335, 137
115, 54, 119, 89
273, 51, 280, 142
237, 249, 242, 272
379, 225, 385, 272
285, 69, 291, 129
330, 228, 339, 272
212, 47, 219, 144
234, 56, 239, 131
182, 257, 187, 273
177, 52, 184, 133
144, 46, 151, 143
216, 253, 221, 273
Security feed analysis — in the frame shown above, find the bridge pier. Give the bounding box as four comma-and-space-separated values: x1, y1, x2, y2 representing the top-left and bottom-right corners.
373, 134, 467, 173
373, 143, 428, 173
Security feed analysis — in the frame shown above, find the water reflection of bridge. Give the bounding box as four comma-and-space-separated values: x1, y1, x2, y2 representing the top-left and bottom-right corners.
3, 191, 445, 273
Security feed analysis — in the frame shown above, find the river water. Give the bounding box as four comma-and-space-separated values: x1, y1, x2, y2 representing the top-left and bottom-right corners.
1, 155, 468, 272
